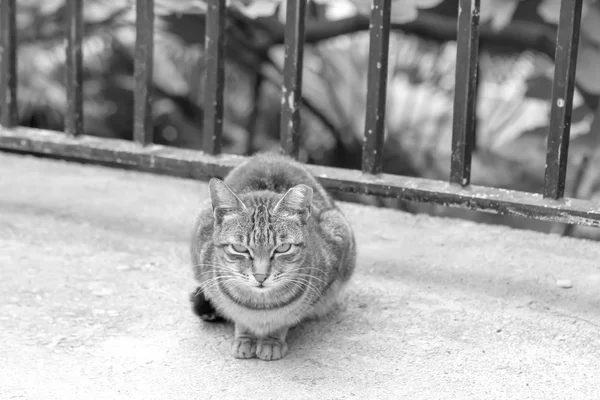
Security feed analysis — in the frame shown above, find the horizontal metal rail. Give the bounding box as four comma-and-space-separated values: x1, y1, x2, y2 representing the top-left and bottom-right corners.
1, 126, 599, 227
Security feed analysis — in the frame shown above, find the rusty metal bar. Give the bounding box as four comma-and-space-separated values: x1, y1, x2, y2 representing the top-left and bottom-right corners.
450, 0, 480, 186
543, 0, 583, 199
280, 0, 307, 159
2, 126, 600, 227
0, 0, 17, 127
362, 0, 391, 175
65, 0, 83, 136
134, 0, 154, 145
203, 0, 226, 155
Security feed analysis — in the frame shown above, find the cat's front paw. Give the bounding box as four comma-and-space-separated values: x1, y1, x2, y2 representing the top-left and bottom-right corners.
256, 339, 288, 361
231, 337, 256, 359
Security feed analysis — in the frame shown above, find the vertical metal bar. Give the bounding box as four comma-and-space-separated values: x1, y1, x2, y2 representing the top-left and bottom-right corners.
65, 0, 83, 136
280, 0, 307, 159
0, 0, 17, 127
450, 0, 480, 186
134, 0, 154, 145
362, 0, 391, 175
203, 0, 226, 155
543, 0, 583, 199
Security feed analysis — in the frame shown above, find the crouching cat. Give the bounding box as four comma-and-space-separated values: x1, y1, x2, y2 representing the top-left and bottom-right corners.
190, 153, 356, 361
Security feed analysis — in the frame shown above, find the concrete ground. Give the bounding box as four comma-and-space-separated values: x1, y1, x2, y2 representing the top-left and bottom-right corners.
1, 153, 599, 400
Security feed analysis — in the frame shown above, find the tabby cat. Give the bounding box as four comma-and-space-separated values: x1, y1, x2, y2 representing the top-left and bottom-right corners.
190, 153, 356, 360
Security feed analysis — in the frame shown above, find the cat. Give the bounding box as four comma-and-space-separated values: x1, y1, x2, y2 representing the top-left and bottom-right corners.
190, 152, 356, 361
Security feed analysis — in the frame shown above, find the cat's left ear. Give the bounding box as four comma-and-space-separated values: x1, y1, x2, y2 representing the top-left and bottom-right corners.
272, 184, 313, 221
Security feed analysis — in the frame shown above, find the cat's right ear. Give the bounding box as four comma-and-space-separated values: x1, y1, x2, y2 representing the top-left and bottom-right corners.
272, 184, 313, 222
208, 179, 246, 223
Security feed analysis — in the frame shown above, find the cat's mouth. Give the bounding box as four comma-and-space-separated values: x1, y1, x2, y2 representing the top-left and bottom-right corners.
252, 283, 272, 291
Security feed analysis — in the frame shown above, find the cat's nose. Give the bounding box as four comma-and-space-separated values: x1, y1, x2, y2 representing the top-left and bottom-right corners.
253, 273, 268, 283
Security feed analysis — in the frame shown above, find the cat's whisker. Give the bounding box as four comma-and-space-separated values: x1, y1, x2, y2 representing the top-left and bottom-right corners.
193, 263, 241, 274
202, 274, 242, 284
290, 273, 328, 286
294, 276, 324, 295
278, 278, 307, 295
293, 266, 327, 274
279, 277, 322, 299
196, 265, 244, 275
279, 271, 327, 287
196, 271, 243, 282
192, 261, 228, 268
295, 282, 321, 300
193, 261, 243, 270
219, 268, 246, 276
201, 275, 244, 290
208, 275, 243, 284
294, 266, 323, 271
281, 279, 304, 294
201, 278, 243, 293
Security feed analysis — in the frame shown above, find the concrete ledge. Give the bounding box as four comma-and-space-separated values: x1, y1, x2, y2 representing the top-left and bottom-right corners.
1, 153, 599, 399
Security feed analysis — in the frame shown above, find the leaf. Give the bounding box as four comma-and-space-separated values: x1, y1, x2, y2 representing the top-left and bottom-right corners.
391, 1, 419, 24
480, 0, 520, 31
536, 0, 600, 94
390, 0, 444, 23
537, 0, 561, 24
319, 0, 360, 20
581, 5, 600, 44
537, 0, 589, 25
346, 0, 443, 23
235, 0, 280, 19
490, 0, 520, 31
414, 0, 444, 8
575, 40, 600, 94
524, 75, 552, 99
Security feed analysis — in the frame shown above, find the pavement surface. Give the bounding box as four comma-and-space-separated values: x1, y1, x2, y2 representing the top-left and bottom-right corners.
1, 153, 600, 400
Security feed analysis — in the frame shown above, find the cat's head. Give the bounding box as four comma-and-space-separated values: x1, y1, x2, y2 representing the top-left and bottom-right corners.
208, 178, 313, 290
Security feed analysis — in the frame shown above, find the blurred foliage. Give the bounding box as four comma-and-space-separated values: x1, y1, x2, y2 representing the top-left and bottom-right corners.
5, 0, 600, 239
479, 0, 600, 95
239, 0, 600, 96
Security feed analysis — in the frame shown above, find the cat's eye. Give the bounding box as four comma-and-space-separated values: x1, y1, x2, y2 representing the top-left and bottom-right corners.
274, 243, 292, 253
230, 244, 249, 253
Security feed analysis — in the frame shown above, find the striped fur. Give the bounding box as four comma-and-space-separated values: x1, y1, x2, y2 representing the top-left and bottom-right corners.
191, 153, 356, 360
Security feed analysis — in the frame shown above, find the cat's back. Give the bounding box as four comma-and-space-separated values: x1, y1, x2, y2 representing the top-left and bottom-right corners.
224, 153, 334, 210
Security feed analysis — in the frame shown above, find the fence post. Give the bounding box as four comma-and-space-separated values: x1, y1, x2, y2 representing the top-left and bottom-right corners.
543, 0, 583, 199
0, 0, 17, 127
65, 0, 83, 136
203, 0, 226, 155
134, 0, 155, 145
362, 0, 391, 175
280, 0, 307, 159
450, 0, 480, 186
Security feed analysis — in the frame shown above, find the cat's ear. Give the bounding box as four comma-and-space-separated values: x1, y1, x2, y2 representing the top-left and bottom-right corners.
208, 178, 246, 222
272, 184, 313, 221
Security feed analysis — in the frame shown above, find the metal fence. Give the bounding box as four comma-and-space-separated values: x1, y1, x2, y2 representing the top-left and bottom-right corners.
1, 0, 599, 227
